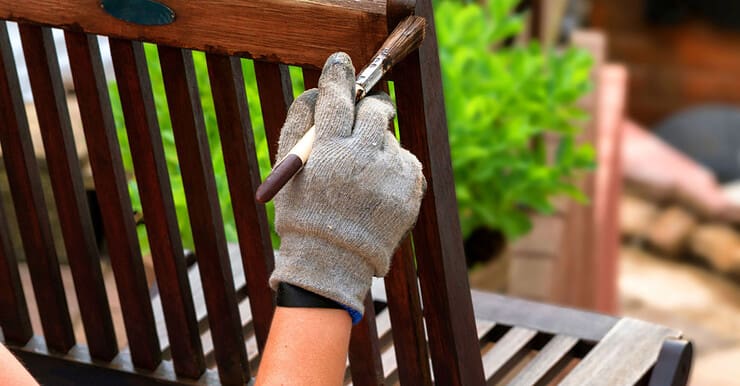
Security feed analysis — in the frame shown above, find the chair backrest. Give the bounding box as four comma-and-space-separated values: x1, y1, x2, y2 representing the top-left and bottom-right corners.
0, 1, 488, 385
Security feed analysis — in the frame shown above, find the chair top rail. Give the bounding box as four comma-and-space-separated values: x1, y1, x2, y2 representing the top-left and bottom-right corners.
0, 0, 389, 68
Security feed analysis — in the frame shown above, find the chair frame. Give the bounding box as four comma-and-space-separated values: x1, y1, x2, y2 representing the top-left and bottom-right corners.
0, 1, 692, 385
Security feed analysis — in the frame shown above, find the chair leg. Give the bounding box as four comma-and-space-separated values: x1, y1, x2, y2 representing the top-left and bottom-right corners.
648, 340, 693, 386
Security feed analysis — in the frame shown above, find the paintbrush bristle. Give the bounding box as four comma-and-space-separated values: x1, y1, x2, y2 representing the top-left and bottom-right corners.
380, 16, 426, 66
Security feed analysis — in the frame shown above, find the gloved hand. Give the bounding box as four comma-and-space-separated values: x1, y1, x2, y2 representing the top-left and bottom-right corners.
268, 52, 426, 320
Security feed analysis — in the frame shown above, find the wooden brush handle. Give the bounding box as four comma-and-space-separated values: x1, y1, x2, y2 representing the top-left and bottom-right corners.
255, 126, 316, 203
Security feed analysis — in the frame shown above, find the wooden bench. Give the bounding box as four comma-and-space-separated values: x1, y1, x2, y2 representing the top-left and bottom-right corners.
0, 0, 692, 385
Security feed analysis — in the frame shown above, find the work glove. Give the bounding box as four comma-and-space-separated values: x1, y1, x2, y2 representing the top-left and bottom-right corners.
268, 52, 426, 321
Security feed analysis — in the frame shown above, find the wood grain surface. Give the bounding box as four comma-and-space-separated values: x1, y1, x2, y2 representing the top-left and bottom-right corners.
109, 38, 206, 378
157, 46, 248, 384
206, 53, 276, 353
0, 23, 74, 354
0, 187, 31, 345
0, 0, 388, 69
393, 0, 486, 384
507, 335, 579, 386
348, 295, 385, 386
481, 327, 538, 384
560, 318, 680, 386
384, 236, 433, 386
253, 61, 293, 164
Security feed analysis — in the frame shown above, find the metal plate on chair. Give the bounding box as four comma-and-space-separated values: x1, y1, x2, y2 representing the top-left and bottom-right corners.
100, 0, 175, 26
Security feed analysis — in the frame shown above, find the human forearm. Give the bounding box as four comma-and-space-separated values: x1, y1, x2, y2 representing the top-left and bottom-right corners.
255, 306, 352, 386
0, 343, 39, 386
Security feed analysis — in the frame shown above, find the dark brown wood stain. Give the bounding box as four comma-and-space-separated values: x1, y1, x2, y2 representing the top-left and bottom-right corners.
108, 38, 206, 378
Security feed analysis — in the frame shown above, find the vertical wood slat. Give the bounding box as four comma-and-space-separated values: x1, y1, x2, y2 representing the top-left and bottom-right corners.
302, 68, 321, 90
0, 198, 32, 344
0, 22, 74, 354
205, 53, 276, 353
392, 0, 486, 384
348, 294, 384, 386
68, 31, 182, 365
19, 24, 120, 357
384, 236, 432, 386
108, 38, 205, 378
0, 22, 31, 349
253, 61, 293, 163
157, 46, 249, 384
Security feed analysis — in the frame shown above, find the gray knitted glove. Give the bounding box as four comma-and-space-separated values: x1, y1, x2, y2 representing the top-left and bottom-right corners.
268, 52, 426, 317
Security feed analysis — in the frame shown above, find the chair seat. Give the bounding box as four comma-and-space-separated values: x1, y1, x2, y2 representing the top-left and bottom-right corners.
147, 247, 691, 386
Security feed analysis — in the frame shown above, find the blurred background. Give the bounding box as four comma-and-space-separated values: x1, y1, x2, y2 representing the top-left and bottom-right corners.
3, 0, 740, 384
445, 0, 740, 384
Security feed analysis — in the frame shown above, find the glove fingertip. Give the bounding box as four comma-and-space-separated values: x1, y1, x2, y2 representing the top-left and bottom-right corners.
319, 52, 354, 87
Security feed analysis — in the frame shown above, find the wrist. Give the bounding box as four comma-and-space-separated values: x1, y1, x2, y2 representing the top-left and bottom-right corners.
276, 283, 363, 324
270, 233, 374, 315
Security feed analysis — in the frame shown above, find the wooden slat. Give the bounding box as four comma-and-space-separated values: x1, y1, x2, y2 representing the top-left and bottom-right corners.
201, 298, 256, 369
8, 337, 221, 386
0, 0, 388, 69
0, 22, 74, 354
379, 317, 495, 386
0, 32, 33, 348
348, 294, 384, 386
205, 53, 275, 353
157, 244, 264, 373
153, 244, 247, 356
70, 31, 189, 365
507, 335, 579, 386
560, 318, 680, 386
481, 327, 537, 385
253, 61, 293, 163
21, 24, 120, 357
302, 68, 321, 89
156, 45, 248, 384
392, 0, 486, 384
0, 198, 32, 344
384, 237, 432, 386
108, 38, 205, 378
471, 290, 618, 343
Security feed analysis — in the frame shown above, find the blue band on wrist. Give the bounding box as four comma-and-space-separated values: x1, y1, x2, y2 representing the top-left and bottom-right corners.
341, 305, 363, 325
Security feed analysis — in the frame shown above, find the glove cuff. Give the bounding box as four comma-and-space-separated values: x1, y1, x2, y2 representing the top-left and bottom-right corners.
269, 233, 374, 315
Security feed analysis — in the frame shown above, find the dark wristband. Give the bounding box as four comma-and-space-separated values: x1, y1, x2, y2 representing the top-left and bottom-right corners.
276, 282, 344, 310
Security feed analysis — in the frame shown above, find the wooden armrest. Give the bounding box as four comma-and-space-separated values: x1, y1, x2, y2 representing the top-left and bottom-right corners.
0, 0, 390, 68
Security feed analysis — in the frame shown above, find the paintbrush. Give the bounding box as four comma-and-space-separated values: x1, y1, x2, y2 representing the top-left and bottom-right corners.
255, 16, 426, 203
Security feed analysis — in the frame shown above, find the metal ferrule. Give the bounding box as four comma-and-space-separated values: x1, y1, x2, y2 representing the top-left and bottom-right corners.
354, 51, 389, 101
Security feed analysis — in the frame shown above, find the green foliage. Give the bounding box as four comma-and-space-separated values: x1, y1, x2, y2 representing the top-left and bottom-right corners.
110, 1, 594, 252
435, 0, 595, 239
109, 45, 306, 252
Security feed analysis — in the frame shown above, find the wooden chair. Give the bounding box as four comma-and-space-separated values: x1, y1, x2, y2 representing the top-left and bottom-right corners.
0, 0, 692, 385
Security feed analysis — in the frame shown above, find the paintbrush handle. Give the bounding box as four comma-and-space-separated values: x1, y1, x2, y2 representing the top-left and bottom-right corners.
255, 126, 316, 203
